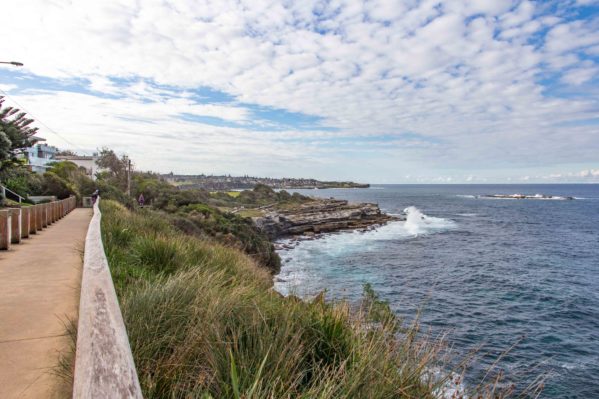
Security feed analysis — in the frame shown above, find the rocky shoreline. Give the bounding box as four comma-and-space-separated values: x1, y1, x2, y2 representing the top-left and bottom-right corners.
253, 198, 400, 240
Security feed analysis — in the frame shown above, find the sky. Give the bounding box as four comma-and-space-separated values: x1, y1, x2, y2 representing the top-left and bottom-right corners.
1, 0, 598, 183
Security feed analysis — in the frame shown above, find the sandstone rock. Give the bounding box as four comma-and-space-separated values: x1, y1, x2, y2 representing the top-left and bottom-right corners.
253, 199, 401, 239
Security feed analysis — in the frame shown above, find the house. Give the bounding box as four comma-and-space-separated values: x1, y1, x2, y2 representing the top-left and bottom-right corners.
24, 141, 58, 174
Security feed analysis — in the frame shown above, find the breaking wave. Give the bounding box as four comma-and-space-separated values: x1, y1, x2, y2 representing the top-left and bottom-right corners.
403, 206, 457, 236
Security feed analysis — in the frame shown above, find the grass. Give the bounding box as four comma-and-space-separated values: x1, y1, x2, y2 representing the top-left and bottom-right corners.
54, 317, 77, 398
0, 198, 33, 207
209, 191, 241, 198
235, 208, 265, 218
100, 200, 518, 398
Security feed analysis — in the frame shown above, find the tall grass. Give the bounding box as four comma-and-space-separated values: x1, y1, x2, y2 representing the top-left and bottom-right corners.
101, 200, 515, 398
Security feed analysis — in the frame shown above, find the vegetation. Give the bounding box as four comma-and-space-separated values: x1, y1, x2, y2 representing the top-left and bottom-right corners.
101, 199, 506, 398
123, 176, 295, 271
0, 96, 39, 170
1, 160, 96, 202
0, 165, 43, 198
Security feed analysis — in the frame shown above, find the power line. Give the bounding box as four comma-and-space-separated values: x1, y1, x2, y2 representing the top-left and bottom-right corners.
0, 87, 84, 150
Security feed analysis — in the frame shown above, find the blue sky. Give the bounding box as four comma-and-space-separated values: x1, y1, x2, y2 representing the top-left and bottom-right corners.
1, 0, 598, 183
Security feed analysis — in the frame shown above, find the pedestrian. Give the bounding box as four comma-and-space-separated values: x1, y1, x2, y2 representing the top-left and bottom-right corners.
91, 189, 99, 205
138, 193, 145, 208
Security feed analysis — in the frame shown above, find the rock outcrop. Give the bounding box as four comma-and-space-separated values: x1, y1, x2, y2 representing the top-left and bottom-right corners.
253, 199, 399, 239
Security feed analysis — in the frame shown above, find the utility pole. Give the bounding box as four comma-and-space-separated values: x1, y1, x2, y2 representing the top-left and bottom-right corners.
126, 157, 132, 197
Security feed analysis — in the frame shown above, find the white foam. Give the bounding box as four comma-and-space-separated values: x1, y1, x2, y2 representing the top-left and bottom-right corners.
403, 206, 457, 236
427, 367, 467, 399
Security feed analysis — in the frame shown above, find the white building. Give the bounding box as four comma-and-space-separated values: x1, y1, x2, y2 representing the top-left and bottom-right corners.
24, 142, 58, 173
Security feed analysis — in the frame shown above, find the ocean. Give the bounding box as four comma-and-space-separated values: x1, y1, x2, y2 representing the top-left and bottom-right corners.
274, 184, 599, 398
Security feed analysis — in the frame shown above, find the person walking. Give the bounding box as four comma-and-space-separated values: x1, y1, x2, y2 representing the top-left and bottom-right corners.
91, 189, 99, 205
138, 193, 145, 208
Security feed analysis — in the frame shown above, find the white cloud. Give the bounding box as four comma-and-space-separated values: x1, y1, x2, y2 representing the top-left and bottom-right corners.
0, 0, 597, 181
0, 84, 18, 92
544, 20, 599, 54
561, 65, 599, 85
539, 168, 599, 182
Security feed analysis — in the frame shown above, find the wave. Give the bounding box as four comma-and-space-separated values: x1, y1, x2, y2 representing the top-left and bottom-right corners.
403, 206, 457, 236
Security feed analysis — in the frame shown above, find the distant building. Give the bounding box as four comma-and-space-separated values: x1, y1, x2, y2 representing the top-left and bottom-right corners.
24, 140, 58, 174
55, 154, 100, 180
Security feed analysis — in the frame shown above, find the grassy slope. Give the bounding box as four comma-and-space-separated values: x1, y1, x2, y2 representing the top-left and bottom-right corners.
101, 200, 503, 398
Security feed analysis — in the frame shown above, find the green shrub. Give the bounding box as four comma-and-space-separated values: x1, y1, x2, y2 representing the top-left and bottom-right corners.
41, 171, 78, 199
0, 165, 43, 197
132, 236, 184, 274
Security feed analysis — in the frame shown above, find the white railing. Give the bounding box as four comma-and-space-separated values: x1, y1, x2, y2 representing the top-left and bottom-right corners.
0, 184, 25, 203
72, 198, 143, 398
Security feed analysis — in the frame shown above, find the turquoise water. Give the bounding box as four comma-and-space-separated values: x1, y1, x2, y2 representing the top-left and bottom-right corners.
275, 184, 599, 398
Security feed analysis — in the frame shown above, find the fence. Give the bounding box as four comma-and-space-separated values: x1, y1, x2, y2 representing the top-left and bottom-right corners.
72, 197, 143, 398
0, 196, 77, 250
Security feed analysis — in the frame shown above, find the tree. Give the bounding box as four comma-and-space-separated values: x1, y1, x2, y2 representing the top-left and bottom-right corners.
0, 96, 39, 170
96, 148, 129, 190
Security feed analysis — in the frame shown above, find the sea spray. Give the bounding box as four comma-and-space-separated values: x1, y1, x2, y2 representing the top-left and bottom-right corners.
403, 206, 457, 236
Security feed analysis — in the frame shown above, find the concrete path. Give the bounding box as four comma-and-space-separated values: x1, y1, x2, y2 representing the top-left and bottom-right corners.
0, 208, 91, 399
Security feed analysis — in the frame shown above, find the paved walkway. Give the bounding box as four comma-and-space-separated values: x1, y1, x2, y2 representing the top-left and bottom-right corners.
0, 208, 91, 399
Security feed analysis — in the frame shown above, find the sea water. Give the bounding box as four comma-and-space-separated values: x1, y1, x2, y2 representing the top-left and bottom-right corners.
274, 184, 599, 398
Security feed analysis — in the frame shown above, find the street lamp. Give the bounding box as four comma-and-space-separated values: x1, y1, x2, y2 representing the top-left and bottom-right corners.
0, 61, 24, 67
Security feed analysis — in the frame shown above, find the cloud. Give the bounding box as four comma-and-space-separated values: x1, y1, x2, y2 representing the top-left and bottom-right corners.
561, 65, 599, 85
0, 0, 597, 182
539, 168, 599, 182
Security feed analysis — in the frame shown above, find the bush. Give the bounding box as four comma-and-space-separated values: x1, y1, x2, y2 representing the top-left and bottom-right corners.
132, 236, 185, 275
41, 171, 77, 199
96, 180, 135, 208
0, 165, 43, 197
178, 207, 281, 272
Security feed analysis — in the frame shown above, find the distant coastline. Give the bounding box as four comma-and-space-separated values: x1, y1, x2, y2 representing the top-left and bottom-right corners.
161, 173, 369, 190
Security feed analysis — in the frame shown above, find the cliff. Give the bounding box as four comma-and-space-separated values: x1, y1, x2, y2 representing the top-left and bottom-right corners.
253, 199, 399, 239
